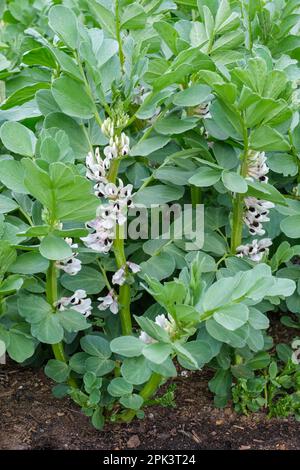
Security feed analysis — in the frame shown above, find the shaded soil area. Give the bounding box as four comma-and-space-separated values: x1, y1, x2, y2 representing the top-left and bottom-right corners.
1, 361, 300, 450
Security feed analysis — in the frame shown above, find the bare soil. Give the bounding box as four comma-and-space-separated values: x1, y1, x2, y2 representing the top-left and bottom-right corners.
1, 361, 300, 450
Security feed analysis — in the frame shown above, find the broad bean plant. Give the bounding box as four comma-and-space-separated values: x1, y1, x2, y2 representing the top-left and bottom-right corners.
0, 0, 300, 428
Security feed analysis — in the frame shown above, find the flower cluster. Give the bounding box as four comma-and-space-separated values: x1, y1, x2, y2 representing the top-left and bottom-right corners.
55, 238, 81, 276
243, 197, 275, 236
112, 261, 141, 286
139, 314, 175, 344
98, 290, 118, 314
247, 150, 269, 183
57, 289, 92, 318
236, 238, 272, 262
81, 118, 132, 254
236, 150, 274, 261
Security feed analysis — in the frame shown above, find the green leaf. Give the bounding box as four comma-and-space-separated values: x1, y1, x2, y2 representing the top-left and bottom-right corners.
143, 343, 172, 364
148, 356, 177, 377
110, 336, 144, 358
88, 1, 115, 36
48, 5, 79, 50
173, 84, 212, 106
120, 394, 144, 410
154, 116, 198, 135
246, 180, 287, 206
208, 369, 232, 397
44, 113, 90, 160
130, 136, 170, 157
69, 352, 89, 374
248, 307, 269, 330
189, 167, 222, 187
268, 153, 298, 177
22, 160, 99, 222
39, 234, 72, 261
10, 252, 49, 275
206, 318, 248, 348
249, 127, 290, 151
58, 310, 89, 333
134, 315, 170, 343
0, 241, 17, 277
45, 359, 69, 383
52, 77, 95, 119
0, 159, 27, 193
85, 356, 115, 376
0, 122, 36, 157
31, 314, 64, 344
134, 185, 184, 206
177, 340, 213, 369
280, 215, 300, 238
221, 171, 248, 193
92, 408, 105, 430
0, 195, 18, 214
107, 377, 133, 397
154, 20, 179, 55
0, 275, 23, 295
7, 328, 35, 363
173, 342, 198, 368
121, 356, 152, 385
213, 304, 249, 331
60, 266, 105, 295
80, 335, 111, 358
246, 351, 270, 370
139, 252, 176, 281
121, 4, 146, 30
18, 293, 51, 324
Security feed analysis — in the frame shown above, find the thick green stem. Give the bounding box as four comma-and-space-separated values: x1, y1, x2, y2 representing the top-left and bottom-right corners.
120, 373, 162, 422
230, 120, 249, 254
46, 261, 77, 388
108, 160, 132, 336
113, 224, 132, 336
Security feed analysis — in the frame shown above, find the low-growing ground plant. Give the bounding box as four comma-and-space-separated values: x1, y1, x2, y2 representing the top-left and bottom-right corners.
0, 0, 300, 429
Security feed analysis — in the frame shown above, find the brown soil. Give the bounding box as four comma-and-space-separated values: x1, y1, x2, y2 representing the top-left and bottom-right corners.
1, 361, 300, 451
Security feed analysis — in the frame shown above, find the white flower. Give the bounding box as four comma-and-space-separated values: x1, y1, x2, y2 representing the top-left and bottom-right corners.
245, 197, 275, 212
236, 238, 272, 262
127, 261, 141, 274
111, 261, 141, 286
244, 214, 265, 236
98, 290, 118, 314
139, 330, 155, 344
56, 257, 82, 275
112, 266, 126, 286
57, 289, 92, 317
55, 238, 82, 276
104, 142, 118, 160
86, 148, 108, 182
81, 231, 112, 253
244, 197, 274, 236
247, 150, 269, 183
139, 313, 175, 345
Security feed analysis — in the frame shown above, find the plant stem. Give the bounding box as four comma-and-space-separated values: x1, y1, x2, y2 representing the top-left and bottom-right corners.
113, 224, 132, 336
97, 259, 112, 291
230, 119, 249, 254
46, 261, 77, 388
120, 373, 162, 422
115, 0, 125, 73
107, 159, 132, 336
